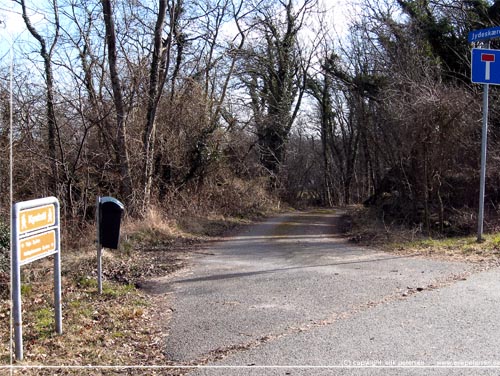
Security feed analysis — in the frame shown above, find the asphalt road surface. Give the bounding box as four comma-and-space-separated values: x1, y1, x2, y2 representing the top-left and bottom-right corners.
160, 210, 500, 375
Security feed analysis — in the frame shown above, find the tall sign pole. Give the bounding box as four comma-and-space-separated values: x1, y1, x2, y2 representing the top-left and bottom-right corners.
478, 76, 489, 242
97, 196, 103, 294
478, 42, 491, 242
9, 25, 14, 369
469, 28, 500, 242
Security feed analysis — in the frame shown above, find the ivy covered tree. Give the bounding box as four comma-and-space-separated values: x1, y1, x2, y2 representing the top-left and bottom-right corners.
240, 0, 316, 179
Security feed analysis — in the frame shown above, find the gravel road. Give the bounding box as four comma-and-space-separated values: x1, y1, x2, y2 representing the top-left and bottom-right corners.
159, 210, 500, 375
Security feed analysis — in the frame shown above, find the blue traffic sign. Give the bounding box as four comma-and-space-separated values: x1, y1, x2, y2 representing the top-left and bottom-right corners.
471, 48, 500, 85
469, 26, 500, 43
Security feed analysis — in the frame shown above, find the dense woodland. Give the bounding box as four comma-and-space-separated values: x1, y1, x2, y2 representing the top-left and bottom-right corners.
2, 0, 500, 240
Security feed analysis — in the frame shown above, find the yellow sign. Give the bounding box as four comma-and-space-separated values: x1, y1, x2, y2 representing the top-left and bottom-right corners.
18, 204, 56, 235
19, 230, 56, 264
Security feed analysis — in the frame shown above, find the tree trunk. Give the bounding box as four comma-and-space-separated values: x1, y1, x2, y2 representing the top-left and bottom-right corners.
20, 0, 60, 196
102, 0, 134, 206
142, 0, 168, 212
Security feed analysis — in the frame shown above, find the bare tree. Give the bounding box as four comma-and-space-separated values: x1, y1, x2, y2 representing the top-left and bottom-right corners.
142, 0, 169, 212
241, 0, 316, 181
18, 0, 60, 195
102, 0, 134, 205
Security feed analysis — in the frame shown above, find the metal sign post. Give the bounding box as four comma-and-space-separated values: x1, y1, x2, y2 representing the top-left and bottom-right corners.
96, 196, 103, 294
12, 197, 62, 361
469, 34, 500, 241
471, 47, 494, 241
478, 81, 489, 242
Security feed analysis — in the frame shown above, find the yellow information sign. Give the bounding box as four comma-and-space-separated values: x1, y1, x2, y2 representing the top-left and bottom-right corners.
18, 204, 56, 235
12, 197, 62, 361
19, 230, 56, 264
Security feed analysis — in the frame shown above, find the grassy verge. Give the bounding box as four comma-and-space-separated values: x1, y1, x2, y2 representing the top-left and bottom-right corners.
0, 211, 265, 375
388, 233, 500, 262
343, 205, 500, 263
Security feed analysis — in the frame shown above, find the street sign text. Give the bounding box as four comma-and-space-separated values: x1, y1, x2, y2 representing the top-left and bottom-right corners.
20, 230, 57, 265
468, 26, 500, 43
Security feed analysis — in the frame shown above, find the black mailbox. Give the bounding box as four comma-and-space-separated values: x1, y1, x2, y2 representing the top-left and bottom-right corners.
98, 197, 124, 249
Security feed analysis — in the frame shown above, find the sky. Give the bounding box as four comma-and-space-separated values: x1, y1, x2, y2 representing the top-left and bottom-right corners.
0, 0, 360, 58
1, 1, 37, 43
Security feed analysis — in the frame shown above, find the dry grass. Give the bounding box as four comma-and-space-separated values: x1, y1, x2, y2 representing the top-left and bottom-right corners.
344, 205, 500, 264
341, 205, 417, 244
0, 248, 181, 373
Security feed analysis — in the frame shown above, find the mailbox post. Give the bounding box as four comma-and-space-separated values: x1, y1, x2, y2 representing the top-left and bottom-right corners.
96, 196, 124, 293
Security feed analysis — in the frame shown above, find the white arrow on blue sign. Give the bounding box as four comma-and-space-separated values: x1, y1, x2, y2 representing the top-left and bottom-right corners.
471, 48, 500, 85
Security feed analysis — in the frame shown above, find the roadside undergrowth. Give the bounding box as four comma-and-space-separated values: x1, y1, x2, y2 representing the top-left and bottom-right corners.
344, 205, 500, 263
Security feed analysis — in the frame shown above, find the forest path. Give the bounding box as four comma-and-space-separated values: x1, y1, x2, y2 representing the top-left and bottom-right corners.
154, 209, 500, 375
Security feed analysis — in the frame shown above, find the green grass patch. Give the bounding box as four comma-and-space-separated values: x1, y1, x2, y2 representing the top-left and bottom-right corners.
21, 284, 33, 296
389, 232, 500, 259
34, 307, 54, 338
102, 282, 135, 298
112, 331, 125, 338
132, 299, 149, 307
76, 275, 98, 289
68, 300, 93, 317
